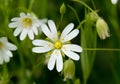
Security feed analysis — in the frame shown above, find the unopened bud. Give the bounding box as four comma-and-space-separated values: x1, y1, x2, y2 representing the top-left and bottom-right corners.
60, 3, 66, 15
96, 18, 110, 40
63, 59, 75, 81
86, 11, 99, 22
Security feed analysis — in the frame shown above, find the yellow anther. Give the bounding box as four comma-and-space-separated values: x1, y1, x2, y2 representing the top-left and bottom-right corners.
57, 31, 61, 36
0, 42, 3, 48
46, 38, 49, 40
54, 41, 62, 49
61, 38, 64, 41
63, 46, 66, 50
46, 52, 51, 56
62, 52, 65, 57
22, 18, 32, 28
48, 44, 51, 47
67, 41, 71, 44
54, 51, 58, 55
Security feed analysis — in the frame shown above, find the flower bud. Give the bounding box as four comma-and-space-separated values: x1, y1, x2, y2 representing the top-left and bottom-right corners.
63, 59, 75, 81
96, 18, 110, 40
86, 11, 99, 22
60, 3, 66, 15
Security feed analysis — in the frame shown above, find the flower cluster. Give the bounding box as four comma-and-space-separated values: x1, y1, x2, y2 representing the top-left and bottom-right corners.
6, 12, 83, 72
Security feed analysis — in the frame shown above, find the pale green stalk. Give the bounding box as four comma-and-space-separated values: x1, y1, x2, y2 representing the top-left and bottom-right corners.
28, 0, 35, 12
71, 0, 98, 16
67, 5, 80, 23
1, 63, 9, 84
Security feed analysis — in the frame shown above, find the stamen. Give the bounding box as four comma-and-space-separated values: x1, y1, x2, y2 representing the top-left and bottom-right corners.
54, 51, 58, 55
48, 44, 51, 47
22, 18, 32, 28
54, 41, 62, 49
61, 38, 64, 41
57, 31, 61, 36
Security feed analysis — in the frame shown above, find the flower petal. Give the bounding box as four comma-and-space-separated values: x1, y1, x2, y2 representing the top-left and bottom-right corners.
32, 26, 38, 35
2, 48, 13, 57
61, 29, 79, 42
56, 50, 63, 72
28, 30, 34, 40
11, 17, 20, 21
32, 46, 53, 53
32, 40, 53, 47
62, 44, 82, 52
9, 22, 19, 28
1, 49, 11, 62
62, 49, 80, 61
27, 13, 32, 17
41, 24, 55, 42
4, 55, 10, 62
0, 37, 7, 43
48, 20, 58, 41
47, 50, 57, 71
60, 23, 74, 41
20, 29, 28, 40
20, 12, 26, 17
0, 51, 3, 64
5, 42, 17, 51
13, 27, 23, 36
39, 18, 48, 25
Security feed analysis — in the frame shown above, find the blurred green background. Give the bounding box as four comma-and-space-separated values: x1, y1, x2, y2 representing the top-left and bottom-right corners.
0, 0, 120, 84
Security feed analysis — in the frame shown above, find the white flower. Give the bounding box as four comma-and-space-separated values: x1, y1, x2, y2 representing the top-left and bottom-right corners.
0, 37, 17, 64
9, 12, 45, 40
32, 20, 82, 72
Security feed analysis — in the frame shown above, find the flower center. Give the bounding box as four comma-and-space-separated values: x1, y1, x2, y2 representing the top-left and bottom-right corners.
54, 41, 62, 49
0, 42, 3, 48
22, 18, 32, 28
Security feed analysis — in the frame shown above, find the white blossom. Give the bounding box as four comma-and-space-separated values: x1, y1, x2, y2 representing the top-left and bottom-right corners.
9, 12, 46, 40
0, 37, 17, 64
32, 20, 82, 72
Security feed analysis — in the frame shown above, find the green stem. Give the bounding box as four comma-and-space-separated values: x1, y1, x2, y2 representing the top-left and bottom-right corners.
77, 20, 85, 29
57, 14, 63, 29
71, 0, 98, 16
2, 63, 9, 84
28, 0, 35, 12
67, 4, 80, 23
83, 48, 120, 51
91, 0, 96, 10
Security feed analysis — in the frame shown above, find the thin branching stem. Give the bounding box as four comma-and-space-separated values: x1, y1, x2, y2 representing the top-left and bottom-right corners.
67, 4, 80, 23
71, 0, 98, 16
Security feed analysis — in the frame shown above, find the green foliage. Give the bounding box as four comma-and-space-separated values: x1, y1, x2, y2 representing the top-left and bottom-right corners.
0, 0, 120, 84
81, 10, 97, 84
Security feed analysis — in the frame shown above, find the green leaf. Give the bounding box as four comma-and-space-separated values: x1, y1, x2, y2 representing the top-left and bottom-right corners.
80, 10, 97, 84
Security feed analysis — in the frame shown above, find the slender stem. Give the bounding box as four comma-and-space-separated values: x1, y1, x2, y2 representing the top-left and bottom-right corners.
57, 14, 63, 29
83, 48, 120, 51
91, 0, 96, 10
77, 20, 85, 29
67, 4, 80, 23
71, 0, 98, 16
2, 63, 9, 83
28, 0, 35, 12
